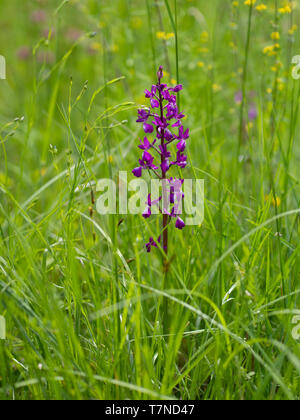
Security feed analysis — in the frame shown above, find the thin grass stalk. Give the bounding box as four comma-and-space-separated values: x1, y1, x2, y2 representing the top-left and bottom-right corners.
145, 0, 157, 78
155, 0, 172, 75
236, 2, 253, 181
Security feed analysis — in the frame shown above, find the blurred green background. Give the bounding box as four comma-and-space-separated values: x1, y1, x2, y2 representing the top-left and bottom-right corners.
0, 0, 299, 400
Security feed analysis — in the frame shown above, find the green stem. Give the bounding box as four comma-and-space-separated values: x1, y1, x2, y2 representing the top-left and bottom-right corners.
237, 4, 253, 166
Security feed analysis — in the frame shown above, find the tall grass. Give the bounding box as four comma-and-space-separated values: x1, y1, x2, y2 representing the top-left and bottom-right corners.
0, 0, 299, 400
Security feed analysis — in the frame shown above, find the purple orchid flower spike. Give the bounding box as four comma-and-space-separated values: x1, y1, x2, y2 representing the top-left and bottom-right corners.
133, 66, 190, 260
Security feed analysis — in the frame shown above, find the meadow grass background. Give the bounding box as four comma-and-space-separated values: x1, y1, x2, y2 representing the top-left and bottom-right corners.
0, 0, 300, 400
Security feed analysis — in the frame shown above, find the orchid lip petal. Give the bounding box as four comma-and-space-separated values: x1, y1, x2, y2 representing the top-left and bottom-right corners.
175, 217, 185, 230
143, 123, 154, 134
132, 167, 142, 178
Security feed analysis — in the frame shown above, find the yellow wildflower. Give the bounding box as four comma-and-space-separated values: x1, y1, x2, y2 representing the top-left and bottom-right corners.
271, 62, 282, 72
263, 44, 279, 56
156, 32, 166, 40
266, 195, 281, 207
212, 83, 222, 92
200, 31, 209, 43
197, 61, 205, 68
271, 32, 280, 40
165, 32, 175, 40
289, 24, 298, 35
263, 45, 274, 55
278, 5, 292, 14
244, 0, 256, 5
256, 3, 267, 11
274, 196, 281, 207
156, 32, 174, 41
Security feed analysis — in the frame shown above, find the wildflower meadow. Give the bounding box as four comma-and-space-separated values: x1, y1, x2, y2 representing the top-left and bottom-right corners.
0, 0, 300, 402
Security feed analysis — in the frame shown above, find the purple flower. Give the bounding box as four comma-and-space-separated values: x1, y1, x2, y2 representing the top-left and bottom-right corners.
235, 91, 243, 104
133, 151, 159, 178
145, 89, 152, 98
153, 116, 168, 130
171, 122, 180, 129
166, 103, 178, 120
147, 194, 152, 207
170, 85, 183, 93
165, 129, 174, 141
150, 196, 162, 207
175, 217, 185, 230
248, 104, 258, 121
161, 160, 170, 173
132, 167, 142, 178
133, 66, 189, 254
143, 207, 152, 219
151, 98, 160, 108
159, 144, 171, 159
168, 178, 184, 209
143, 194, 156, 219
157, 66, 164, 80
235, 91, 258, 121
172, 152, 187, 169
146, 236, 161, 253
178, 126, 190, 140
138, 137, 156, 151
162, 90, 172, 101
177, 140, 186, 152
137, 109, 150, 123
142, 151, 154, 165
143, 123, 154, 134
